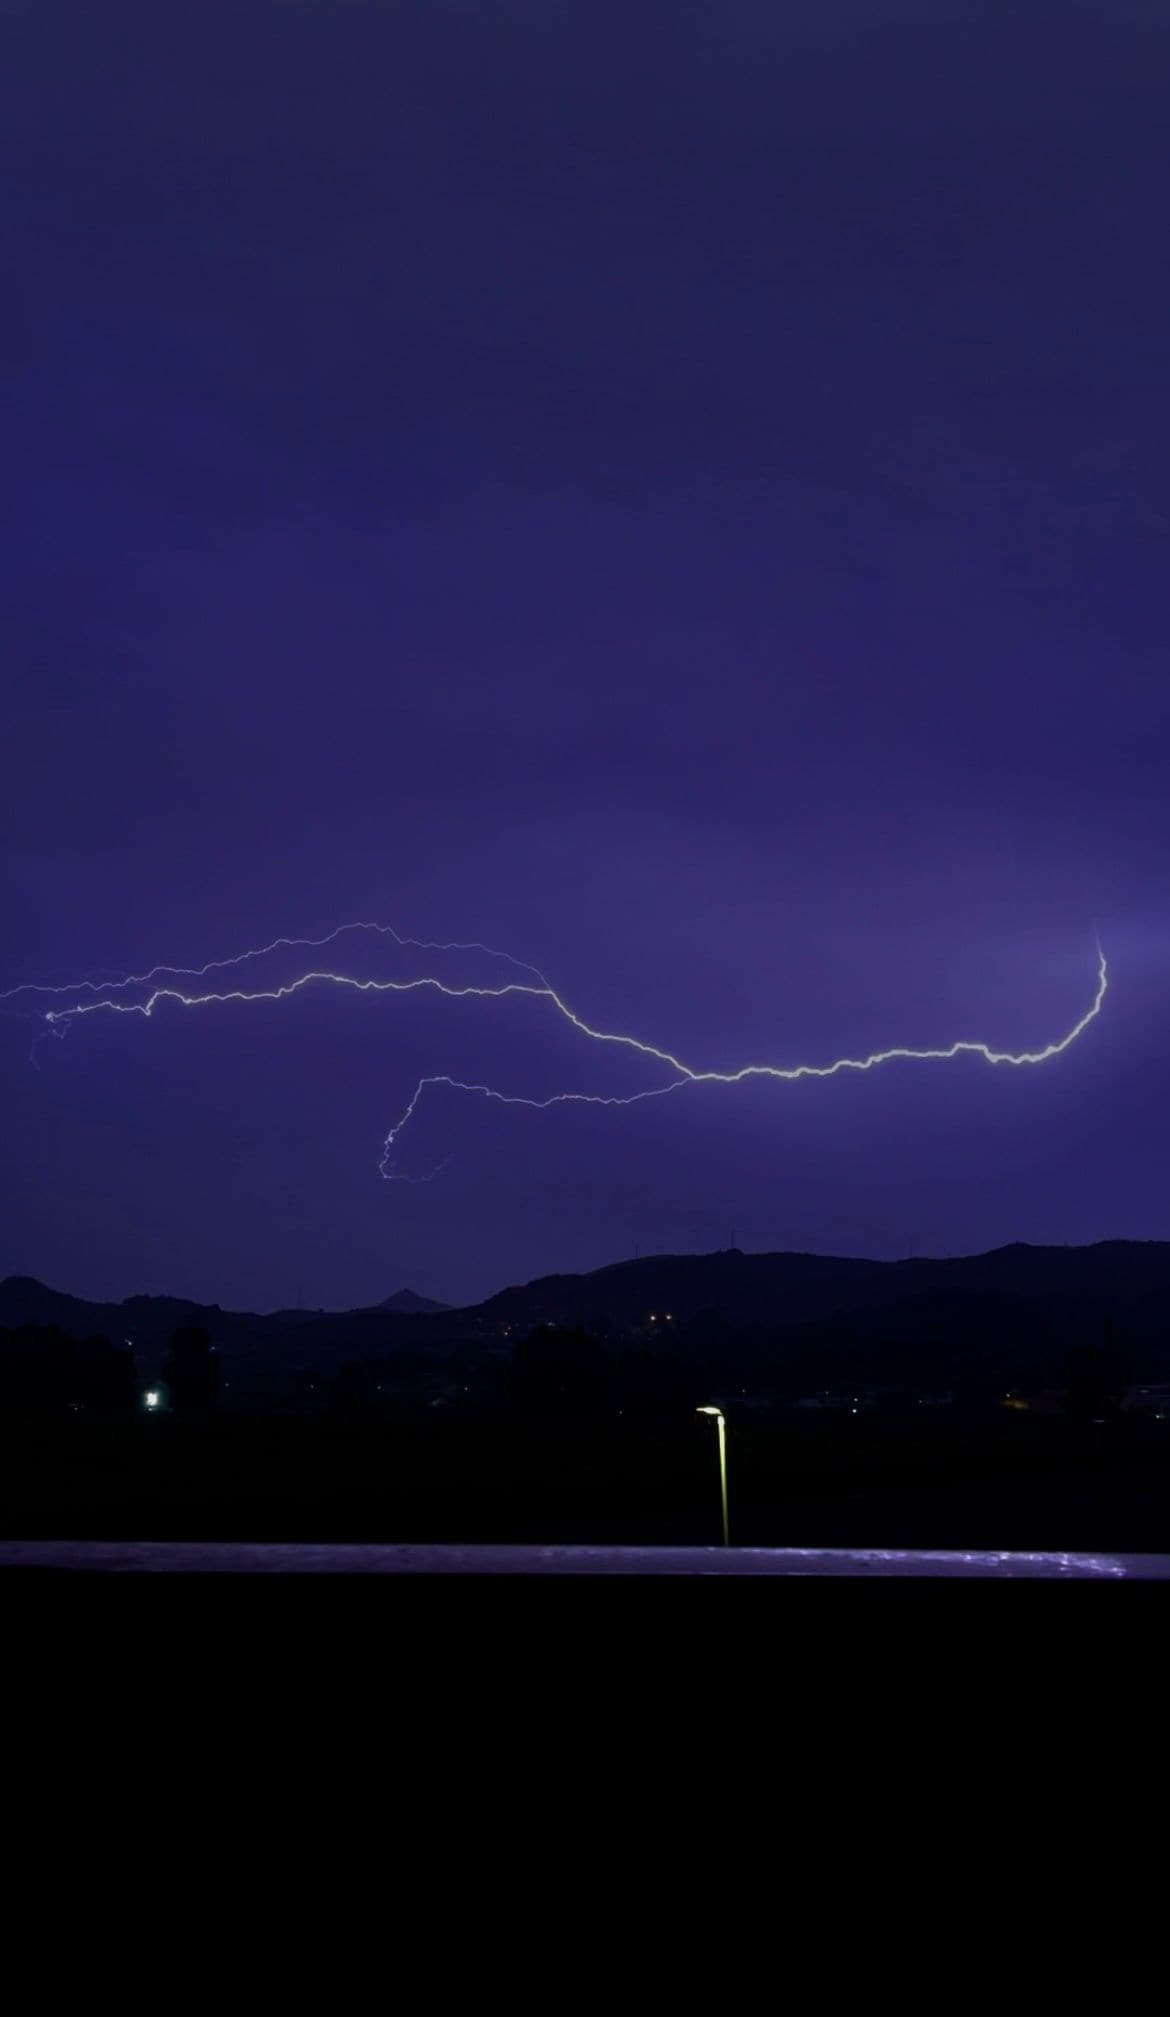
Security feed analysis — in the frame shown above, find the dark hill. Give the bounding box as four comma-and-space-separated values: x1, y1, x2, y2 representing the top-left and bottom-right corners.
374, 1289, 451, 1315
477, 1241, 1170, 1338
5, 1241, 1170, 1397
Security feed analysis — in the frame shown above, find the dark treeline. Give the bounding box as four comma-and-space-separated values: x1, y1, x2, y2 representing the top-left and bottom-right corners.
328, 1327, 708, 1420
0, 1312, 1146, 1424
0, 1323, 218, 1420
319, 1311, 1143, 1425
0, 1326, 137, 1416
1, 1303, 1167, 1551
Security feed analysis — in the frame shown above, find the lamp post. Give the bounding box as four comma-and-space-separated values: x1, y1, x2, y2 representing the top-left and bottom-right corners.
696, 1405, 729, 1546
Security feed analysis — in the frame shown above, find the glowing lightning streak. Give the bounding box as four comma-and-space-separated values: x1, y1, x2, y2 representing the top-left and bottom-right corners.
2, 932, 1108, 1181
379, 946, 1108, 1174
0, 920, 552, 999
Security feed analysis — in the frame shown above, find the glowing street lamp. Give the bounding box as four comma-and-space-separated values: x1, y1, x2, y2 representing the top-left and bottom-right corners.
696, 1405, 729, 1546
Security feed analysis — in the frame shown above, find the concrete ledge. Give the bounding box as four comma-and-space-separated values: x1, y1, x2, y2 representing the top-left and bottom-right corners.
2, 1540, 1169, 1577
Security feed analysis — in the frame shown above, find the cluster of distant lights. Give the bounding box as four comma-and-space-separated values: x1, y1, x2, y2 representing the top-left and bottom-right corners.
0, 919, 1108, 1180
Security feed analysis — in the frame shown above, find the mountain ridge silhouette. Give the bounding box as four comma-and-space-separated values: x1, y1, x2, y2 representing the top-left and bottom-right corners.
4, 1241, 1168, 1395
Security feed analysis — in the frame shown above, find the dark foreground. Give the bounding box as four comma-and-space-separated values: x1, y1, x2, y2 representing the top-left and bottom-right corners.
5, 1414, 1166, 1796
7, 1548, 1164, 1747
4, 1411, 1170, 1549
6, 1544, 1162, 1853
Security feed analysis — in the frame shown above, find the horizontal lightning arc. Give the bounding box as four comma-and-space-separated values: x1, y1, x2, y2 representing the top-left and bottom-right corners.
0, 920, 551, 999
1, 929, 1108, 1182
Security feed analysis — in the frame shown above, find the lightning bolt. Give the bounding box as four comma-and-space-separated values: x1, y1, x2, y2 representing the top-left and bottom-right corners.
0, 927, 1108, 1180
1, 920, 551, 998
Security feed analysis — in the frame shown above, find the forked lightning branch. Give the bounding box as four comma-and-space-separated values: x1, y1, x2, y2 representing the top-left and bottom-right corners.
1, 923, 1108, 1180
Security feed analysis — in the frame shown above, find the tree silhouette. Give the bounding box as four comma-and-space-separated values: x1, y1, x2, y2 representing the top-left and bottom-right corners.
165, 1326, 218, 1418
507, 1326, 609, 1417
616, 1348, 703, 1420
0, 1326, 136, 1416
330, 1361, 363, 1414
1064, 1345, 1121, 1421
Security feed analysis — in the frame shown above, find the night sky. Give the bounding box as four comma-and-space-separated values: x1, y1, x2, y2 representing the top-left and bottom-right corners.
3, 3, 1167, 1311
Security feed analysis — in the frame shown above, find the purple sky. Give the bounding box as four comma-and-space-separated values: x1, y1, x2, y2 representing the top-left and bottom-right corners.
2, 3, 1168, 1310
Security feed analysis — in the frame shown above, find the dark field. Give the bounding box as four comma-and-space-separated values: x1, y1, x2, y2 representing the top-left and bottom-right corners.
4, 1410, 1170, 1551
